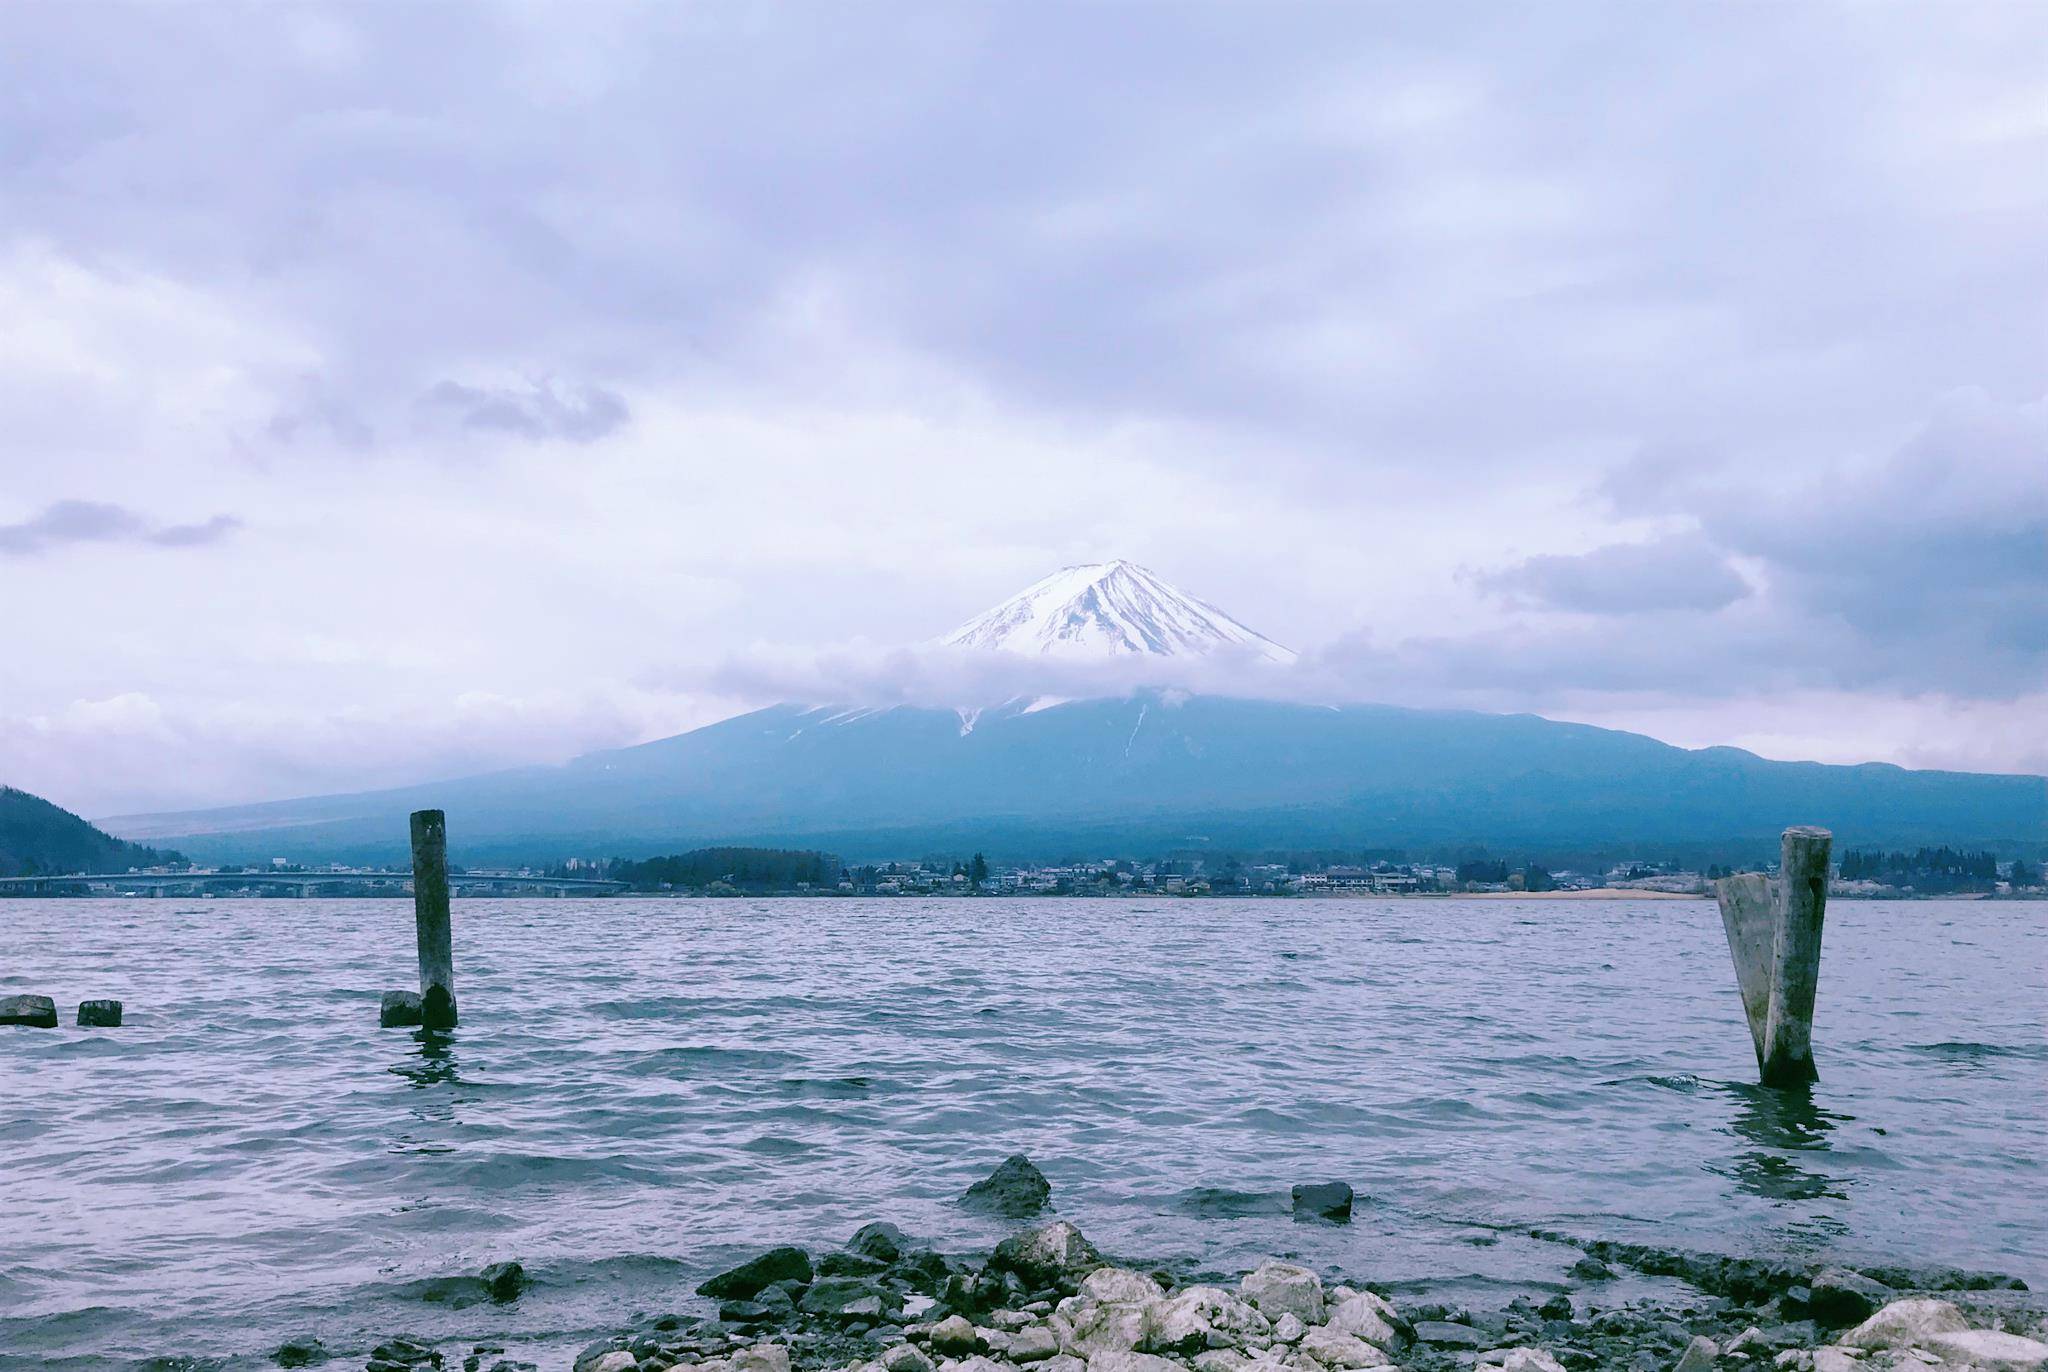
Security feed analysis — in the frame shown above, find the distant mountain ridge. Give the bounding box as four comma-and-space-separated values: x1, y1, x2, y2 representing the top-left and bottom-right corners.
2, 785, 182, 876
101, 562, 2047, 866
107, 694, 2045, 866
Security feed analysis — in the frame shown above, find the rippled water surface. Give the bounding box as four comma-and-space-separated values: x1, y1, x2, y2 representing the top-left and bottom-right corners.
3, 897, 2044, 1369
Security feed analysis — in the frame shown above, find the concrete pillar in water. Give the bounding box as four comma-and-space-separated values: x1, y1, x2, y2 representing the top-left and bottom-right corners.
409, 808, 457, 1029
1714, 825, 1830, 1087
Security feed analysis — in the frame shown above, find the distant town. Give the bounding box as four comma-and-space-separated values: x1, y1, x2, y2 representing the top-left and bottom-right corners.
4, 845, 2040, 899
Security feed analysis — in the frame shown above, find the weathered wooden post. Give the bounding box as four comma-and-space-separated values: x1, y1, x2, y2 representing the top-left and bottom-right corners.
410, 808, 457, 1029
1714, 825, 1830, 1087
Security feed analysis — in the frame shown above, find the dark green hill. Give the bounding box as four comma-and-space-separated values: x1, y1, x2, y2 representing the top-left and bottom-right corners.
1, 785, 183, 876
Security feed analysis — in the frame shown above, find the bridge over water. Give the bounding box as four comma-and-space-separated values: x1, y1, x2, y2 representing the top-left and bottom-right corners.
0, 870, 626, 897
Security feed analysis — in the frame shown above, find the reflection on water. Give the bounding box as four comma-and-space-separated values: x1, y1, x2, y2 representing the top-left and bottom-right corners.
1716, 1083, 1847, 1203
391, 1028, 464, 1089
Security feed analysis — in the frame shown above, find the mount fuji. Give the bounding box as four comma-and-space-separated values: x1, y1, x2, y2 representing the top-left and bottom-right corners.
110, 562, 2044, 865
939, 560, 1295, 664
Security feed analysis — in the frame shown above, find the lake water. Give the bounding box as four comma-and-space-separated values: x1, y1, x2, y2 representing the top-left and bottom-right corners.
3, 897, 2043, 1369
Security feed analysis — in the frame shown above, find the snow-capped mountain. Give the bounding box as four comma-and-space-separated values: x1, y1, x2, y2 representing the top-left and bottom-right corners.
939, 560, 1296, 664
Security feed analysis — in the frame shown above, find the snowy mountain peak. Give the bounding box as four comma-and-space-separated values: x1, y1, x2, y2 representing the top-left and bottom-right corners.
940, 560, 1296, 663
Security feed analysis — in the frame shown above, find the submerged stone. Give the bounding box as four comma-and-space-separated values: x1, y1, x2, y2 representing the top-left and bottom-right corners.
77, 998, 123, 1027
481, 1259, 527, 1303
274, 1334, 327, 1366
962, 1154, 1053, 1217
0, 993, 58, 1028
379, 991, 424, 1027
1290, 1182, 1353, 1223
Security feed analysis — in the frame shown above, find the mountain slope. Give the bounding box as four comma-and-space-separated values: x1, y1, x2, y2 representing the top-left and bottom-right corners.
940, 560, 1295, 663
1, 785, 183, 876
107, 694, 2045, 865
98, 563, 2046, 866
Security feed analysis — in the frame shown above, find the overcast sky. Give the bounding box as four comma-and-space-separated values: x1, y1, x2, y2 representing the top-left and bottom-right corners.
3, 2, 2043, 818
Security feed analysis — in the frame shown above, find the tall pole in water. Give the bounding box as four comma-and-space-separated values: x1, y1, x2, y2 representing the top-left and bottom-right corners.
410, 809, 457, 1029
1761, 826, 1830, 1087
1715, 824, 1830, 1087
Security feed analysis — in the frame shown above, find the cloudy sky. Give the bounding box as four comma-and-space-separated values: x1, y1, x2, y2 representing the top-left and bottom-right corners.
2, 2, 2043, 818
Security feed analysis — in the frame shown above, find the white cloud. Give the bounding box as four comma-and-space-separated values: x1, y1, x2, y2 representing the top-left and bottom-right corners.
0, 3, 2042, 814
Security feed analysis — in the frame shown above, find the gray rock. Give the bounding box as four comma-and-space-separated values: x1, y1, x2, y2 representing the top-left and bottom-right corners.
1809, 1269, 1892, 1326
1290, 1182, 1353, 1223
379, 991, 424, 1027
848, 1222, 910, 1264
1069, 1299, 1150, 1354
1079, 1268, 1166, 1305
77, 998, 123, 1027
1326, 1293, 1403, 1351
720, 1301, 774, 1324
1240, 1262, 1325, 1325
1143, 1286, 1272, 1354
963, 1155, 1054, 1217
1537, 1295, 1572, 1322
1673, 1335, 1718, 1372
991, 1221, 1100, 1286
0, 993, 58, 1028
799, 1277, 895, 1319
699, 1247, 815, 1300
882, 1346, 934, 1372
275, 1334, 327, 1366
928, 1315, 979, 1356
1570, 1256, 1615, 1282
1839, 1299, 1970, 1351
1012, 1327, 1061, 1363
1086, 1353, 1185, 1372
1297, 1328, 1387, 1369
481, 1260, 527, 1303
574, 1338, 629, 1372
1922, 1329, 2048, 1371
1414, 1323, 1484, 1349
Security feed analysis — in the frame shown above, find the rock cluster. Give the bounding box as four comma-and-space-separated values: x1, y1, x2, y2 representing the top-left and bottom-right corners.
309, 1163, 2042, 1372
552, 1217, 2045, 1372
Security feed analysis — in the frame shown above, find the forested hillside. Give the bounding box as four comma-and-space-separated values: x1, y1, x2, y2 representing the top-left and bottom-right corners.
0, 786, 183, 876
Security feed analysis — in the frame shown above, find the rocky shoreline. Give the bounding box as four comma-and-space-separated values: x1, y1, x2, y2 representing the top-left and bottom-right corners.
303, 1159, 2043, 1372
